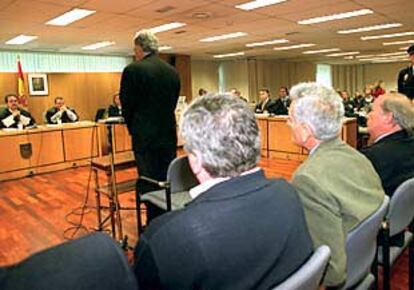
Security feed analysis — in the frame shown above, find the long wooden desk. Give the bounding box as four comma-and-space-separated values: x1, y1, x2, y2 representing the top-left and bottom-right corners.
0, 121, 99, 181
257, 116, 357, 161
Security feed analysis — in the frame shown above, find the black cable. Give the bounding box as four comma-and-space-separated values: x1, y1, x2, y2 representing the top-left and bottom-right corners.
63, 123, 97, 240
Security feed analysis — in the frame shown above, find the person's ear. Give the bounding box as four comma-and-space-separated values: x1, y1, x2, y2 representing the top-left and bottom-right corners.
298, 123, 313, 144
188, 150, 203, 176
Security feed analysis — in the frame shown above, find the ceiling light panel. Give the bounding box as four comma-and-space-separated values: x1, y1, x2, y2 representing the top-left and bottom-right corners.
159, 45, 172, 51
46, 8, 95, 26
235, 0, 287, 11
298, 9, 373, 25
148, 22, 186, 34
200, 32, 247, 42
326, 51, 360, 57
213, 52, 245, 58
383, 39, 414, 46
246, 39, 289, 47
303, 48, 340, 54
337, 23, 402, 34
82, 41, 115, 50
361, 31, 414, 40
5, 35, 38, 45
273, 43, 315, 50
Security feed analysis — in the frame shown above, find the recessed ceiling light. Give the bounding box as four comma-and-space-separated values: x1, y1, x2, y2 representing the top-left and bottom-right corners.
82, 41, 115, 50
344, 56, 355, 60
298, 9, 373, 25
235, 0, 287, 11
159, 45, 173, 51
361, 31, 414, 40
383, 39, 414, 46
326, 51, 360, 57
246, 39, 289, 47
273, 43, 315, 50
303, 48, 340, 54
46, 8, 95, 26
200, 32, 247, 42
337, 23, 402, 34
5, 35, 38, 45
399, 46, 409, 50
149, 22, 186, 34
213, 52, 245, 58
376, 51, 406, 57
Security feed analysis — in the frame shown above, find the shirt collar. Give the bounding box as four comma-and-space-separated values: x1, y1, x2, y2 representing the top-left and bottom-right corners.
374, 131, 398, 143
189, 167, 261, 199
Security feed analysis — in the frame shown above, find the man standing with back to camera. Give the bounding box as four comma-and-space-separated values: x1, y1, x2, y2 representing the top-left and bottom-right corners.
120, 30, 180, 220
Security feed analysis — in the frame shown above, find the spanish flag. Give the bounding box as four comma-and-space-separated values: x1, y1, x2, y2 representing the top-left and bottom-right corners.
17, 57, 28, 107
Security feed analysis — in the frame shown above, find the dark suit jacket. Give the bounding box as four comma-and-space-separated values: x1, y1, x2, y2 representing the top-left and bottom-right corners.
107, 104, 122, 117
0, 108, 36, 129
133, 170, 313, 290
255, 98, 280, 114
120, 54, 180, 152
272, 98, 289, 115
0, 233, 137, 290
45, 107, 78, 124
361, 130, 414, 196
398, 66, 414, 100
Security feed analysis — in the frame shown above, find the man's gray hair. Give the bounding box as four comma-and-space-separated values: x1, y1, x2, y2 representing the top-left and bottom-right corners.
381, 93, 414, 131
180, 93, 261, 178
290, 82, 344, 140
134, 29, 159, 53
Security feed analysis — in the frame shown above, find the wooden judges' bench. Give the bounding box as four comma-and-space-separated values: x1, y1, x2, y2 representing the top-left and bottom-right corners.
257, 116, 357, 160
0, 121, 99, 181
0, 118, 357, 181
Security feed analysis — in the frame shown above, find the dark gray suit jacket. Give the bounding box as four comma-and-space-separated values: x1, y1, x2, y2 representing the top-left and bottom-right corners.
133, 170, 313, 290
361, 130, 414, 196
120, 54, 180, 152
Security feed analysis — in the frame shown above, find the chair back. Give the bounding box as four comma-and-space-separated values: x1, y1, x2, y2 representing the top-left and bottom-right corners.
343, 195, 389, 289
272, 245, 331, 290
95, 108, 106, 122
167, 156, 199, 193
388, 177, 414, 236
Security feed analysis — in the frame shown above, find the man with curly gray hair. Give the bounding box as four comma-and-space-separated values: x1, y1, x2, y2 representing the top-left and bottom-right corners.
288, 82, 385, 288
361, 93, 414, 197
120, 29, 180, 220
133, 94, 313, 290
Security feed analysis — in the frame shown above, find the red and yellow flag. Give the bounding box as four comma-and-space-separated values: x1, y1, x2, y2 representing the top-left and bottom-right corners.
17, 57, 28, 107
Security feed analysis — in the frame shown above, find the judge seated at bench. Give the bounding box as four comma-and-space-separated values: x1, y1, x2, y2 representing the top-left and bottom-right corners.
254, 88, 278, 114
107, 93, 122, 117
0, 94, 36, 129
46, 96, 78, 124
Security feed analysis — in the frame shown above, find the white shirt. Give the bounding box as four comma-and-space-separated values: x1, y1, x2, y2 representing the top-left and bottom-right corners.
189, 167, 261, 199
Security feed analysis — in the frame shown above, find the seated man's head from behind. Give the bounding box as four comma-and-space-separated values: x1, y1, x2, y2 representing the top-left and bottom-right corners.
367, 93, 414, 141
288, 82, 344, 150
180, 94, 260, 182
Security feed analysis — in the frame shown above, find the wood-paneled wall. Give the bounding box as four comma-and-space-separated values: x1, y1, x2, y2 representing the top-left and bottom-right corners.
0, 53, 192, 123
0, 72, 121, 124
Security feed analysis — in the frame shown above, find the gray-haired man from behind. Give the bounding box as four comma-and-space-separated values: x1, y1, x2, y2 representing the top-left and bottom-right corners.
133, 94, 313, 290
120, 29, 180, 221
288, 82, 385, 288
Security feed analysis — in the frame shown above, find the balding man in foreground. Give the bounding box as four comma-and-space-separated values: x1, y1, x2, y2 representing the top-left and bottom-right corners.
361, 93, 414, 197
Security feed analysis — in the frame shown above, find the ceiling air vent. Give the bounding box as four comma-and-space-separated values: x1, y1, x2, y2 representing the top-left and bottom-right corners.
156, 6, 175, 13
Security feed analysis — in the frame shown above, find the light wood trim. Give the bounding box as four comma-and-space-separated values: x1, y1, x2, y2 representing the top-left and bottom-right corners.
0, 134, 30, 173
28, 130, 64, 167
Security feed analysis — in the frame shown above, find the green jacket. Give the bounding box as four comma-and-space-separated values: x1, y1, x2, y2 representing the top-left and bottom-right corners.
292, 138, 384, 287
